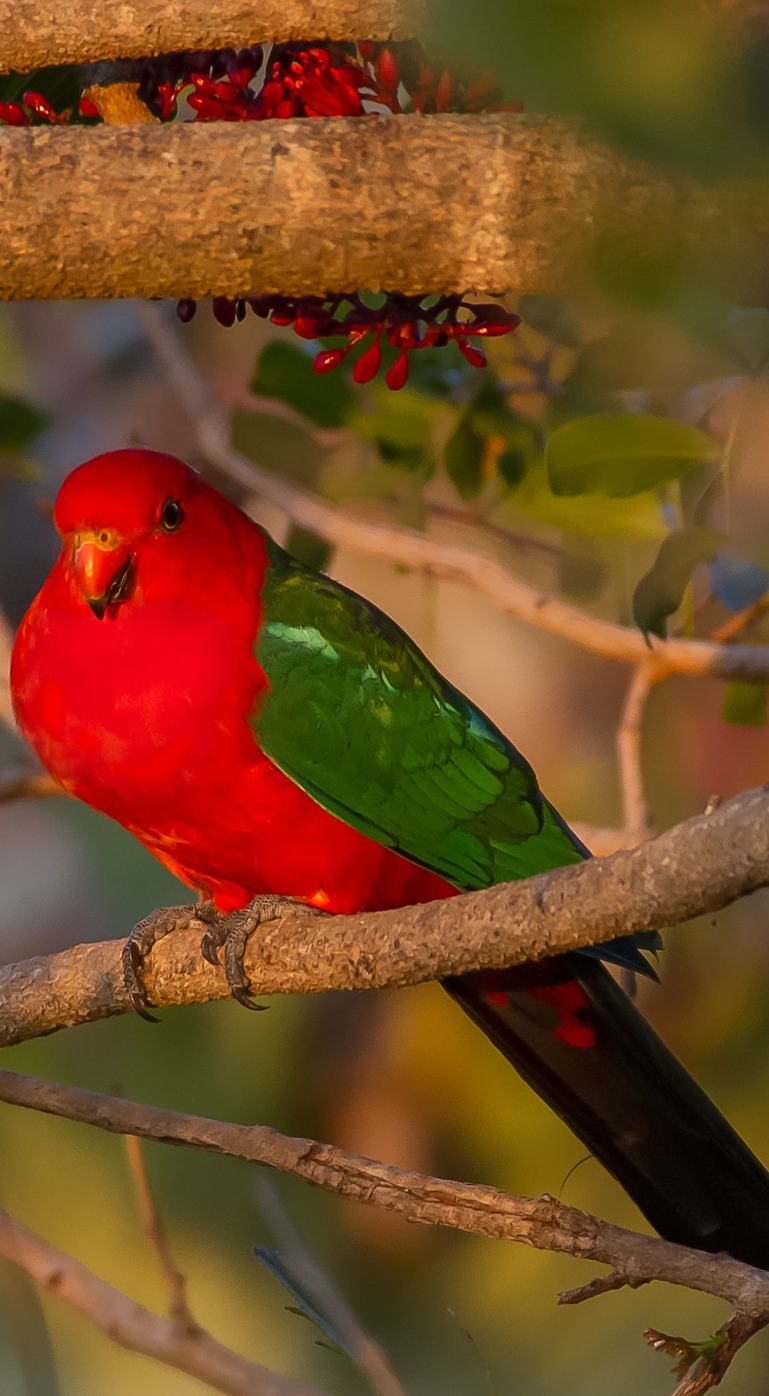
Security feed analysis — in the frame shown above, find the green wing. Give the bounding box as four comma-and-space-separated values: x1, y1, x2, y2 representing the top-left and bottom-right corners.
252, 537, 585, 890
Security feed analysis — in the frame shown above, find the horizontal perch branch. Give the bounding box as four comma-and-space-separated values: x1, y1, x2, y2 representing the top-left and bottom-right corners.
2, 114, 768, 300
1, 1067, 768, 1320
0, 0, 423, 73
1, 785, 767, 1047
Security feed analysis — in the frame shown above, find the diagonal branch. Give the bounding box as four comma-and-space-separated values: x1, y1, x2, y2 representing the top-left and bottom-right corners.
0, 784, 767, 1048
0, 1201, 322, 1396
1, 1067, 768, 1320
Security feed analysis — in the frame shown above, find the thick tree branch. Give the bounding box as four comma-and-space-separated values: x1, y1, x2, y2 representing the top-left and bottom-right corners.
1, 1067, 768, 1325
1, 115, 768, 301
0, 0, 422, 73
0, 785, 767, 1047
0, 1201, 321, 1396
138, 305, 769, 684
0, 0, 754, 75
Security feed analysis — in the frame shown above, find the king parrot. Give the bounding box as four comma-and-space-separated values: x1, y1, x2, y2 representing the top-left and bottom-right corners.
11, 448, 769, 1268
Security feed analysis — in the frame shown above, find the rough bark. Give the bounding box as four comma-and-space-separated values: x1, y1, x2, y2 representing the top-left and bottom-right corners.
1, 114, 767, 301
1, 785, 768, 1047
2, 1067, 769, 1320
0, 0, 423, 73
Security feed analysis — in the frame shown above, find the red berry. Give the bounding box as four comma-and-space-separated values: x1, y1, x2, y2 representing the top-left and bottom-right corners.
313, 347, 349, 373
458, 341, 487, 368
353, 336, 382, 383
385, 350, 409, 390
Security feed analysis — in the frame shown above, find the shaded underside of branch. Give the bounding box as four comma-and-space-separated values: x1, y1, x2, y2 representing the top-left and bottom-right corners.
1, 115, 768, 300
1, 1067, 768, 1320
0, 0, 423, 73
1, 785, 767, 1048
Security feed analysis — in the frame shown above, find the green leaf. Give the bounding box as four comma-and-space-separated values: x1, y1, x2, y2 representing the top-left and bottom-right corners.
231, 411, 326, 488
722, 681, 768, 727
546, 413, 719, 497
350, 386, 440, 473
507, 464, 668, 540
632, 527, 726, 640
253, 1248, 356, 1364
498, 449, 527, 488
284, 527, 332, 573
0, 65, 81, 113
0, 393, 49, 450
250, 342, 355, 428
444, 413, 484, 499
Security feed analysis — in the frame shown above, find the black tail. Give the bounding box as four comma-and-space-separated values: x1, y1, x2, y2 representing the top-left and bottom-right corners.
445, 956, 769, 1269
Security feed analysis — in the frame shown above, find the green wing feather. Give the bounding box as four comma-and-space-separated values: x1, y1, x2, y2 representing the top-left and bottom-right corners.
252, 537, 585, 890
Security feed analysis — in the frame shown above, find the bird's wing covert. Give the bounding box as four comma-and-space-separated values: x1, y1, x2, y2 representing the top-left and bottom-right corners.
251, 539, 584, 889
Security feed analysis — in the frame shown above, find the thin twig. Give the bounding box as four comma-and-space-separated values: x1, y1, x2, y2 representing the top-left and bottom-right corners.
124, 1134, 198, 1335
1, 1069, 769, 1319
709, 594, 769, 645
0, 1203, 322, 1396
616, 662, 663, 843
137, 304, 769, 682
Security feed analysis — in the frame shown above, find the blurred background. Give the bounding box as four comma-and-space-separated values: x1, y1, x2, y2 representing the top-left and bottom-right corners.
3, 2, 769, 1393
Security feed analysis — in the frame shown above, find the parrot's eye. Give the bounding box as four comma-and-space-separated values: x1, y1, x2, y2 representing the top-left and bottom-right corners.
160, 498, 184, 533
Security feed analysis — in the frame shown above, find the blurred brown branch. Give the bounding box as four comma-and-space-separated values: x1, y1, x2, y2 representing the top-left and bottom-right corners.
0, 769, 63, 803
0, 1200, 321, 1396
0, 0, 422, 72
0, 605, 18, 736
0, 784, 767, 1046
0, 1065, 767, 1396
124, 1134, 197, 1335
139, 306, 769, 684
3, 115, 769, 301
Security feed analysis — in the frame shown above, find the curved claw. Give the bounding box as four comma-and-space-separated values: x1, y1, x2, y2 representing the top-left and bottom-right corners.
200, 929, 222, 967
230, 985, 269, 1012
129, 993, 161, 1024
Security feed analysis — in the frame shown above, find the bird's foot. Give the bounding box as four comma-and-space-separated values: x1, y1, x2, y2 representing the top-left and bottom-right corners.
197, 894, 326, 1010
122, 903, 200, 1022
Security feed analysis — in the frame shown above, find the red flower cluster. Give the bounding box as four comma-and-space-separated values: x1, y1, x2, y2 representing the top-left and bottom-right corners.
0, 91, 99, 125
139, 43, 374, 123
179, 293, 520, 390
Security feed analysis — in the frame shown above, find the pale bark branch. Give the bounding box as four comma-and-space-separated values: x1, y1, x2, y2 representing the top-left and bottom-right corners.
0, 605, 18, 737
0, 769, 62, 803
137, 305, 769, 684
0, 0, 423, 73
0, 1201, 322, 1396
0, 784, 767, 1048
1, 1067, 768, 1324
1, 115, 768, 301
616, 662, 661, 844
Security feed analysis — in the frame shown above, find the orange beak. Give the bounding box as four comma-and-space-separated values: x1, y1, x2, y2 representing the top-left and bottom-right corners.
73, 540, 135, 620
